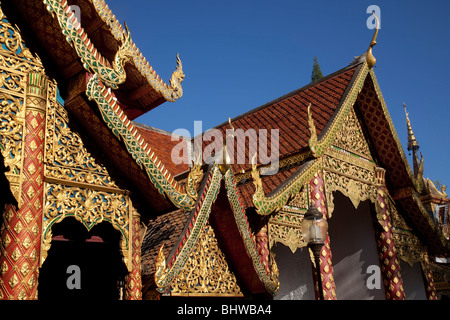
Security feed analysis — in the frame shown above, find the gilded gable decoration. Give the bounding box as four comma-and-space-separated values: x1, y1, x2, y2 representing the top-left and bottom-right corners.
252, 159, 322, 216
155, 166, 223, 292
170, 223, 243, 297
332, 106, 372, 160
44, 0, 133, 89
44, 81, 118, 189
0, 7, 44, 203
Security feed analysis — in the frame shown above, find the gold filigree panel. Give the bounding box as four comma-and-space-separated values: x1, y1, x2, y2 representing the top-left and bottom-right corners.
393, 230, 425, 267
323, 152, 377, 216
170, 222, 243, 297
332, 106, 372, 160
267, 185, 308, 253
0, 7, 45, 203
41, 182, 131, 269
44, 82, 118, 188
269, 211, 306, 253
0, 8, 43, 73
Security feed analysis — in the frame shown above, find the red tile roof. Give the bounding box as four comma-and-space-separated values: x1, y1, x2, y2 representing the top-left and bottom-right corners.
218, 64, 359, 208
207, 65, 358, 174
133, 123, 190, 176
141, 208, 189, 275
134, 64, 358, 209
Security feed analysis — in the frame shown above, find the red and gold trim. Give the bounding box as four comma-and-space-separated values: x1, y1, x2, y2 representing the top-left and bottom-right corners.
0, 72, 47, 299
309, 171, 337, 300
374, 168, 405, 300
421, 252, 438, 300
125, 212, 143, 300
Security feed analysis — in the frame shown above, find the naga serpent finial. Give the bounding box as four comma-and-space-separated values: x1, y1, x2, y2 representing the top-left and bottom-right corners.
366, 11, 380, 69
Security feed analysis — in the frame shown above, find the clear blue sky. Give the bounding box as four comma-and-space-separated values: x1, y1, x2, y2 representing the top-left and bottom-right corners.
107, 0, 450, 188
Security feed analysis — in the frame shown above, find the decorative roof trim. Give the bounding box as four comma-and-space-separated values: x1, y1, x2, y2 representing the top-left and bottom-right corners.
89, 0, 184, 101
309, 62, 369, 157
85, 74, 199, 211
44, 0, 184, 100
154, 166, 222, 292
368, 70, 424, 193
252, 159, 321, 215
44, 0, 131, 89
224, 169, 280, 295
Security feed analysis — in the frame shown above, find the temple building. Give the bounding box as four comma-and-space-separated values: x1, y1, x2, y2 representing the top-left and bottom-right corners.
0, 0, 448, 300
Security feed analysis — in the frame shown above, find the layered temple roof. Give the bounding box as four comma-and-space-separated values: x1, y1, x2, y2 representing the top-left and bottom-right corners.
4, 0, 448, 298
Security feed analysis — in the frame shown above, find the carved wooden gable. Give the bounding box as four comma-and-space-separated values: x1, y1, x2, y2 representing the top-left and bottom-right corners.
170, 222, 243, 297
331, 105, 373, 160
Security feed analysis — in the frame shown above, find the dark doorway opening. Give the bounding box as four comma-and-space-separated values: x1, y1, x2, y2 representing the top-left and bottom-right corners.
38, 218, 128, 300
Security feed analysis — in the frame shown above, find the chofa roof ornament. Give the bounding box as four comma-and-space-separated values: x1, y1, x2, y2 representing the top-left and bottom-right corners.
366, 11, 380, 69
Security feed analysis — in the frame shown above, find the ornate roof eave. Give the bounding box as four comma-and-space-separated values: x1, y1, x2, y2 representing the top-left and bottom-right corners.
421, 178, 448, 203
32, 0, 201, 212
85, 73, 201, 211
154, 165, 222, 293
366, 72, 448, 254
43, 0, 184, 104
88, 0, 184, 102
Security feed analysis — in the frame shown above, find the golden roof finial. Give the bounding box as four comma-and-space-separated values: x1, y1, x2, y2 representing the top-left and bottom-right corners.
366, 11, 380, 69
219, 118, 234, 174
403, 103, 419, 151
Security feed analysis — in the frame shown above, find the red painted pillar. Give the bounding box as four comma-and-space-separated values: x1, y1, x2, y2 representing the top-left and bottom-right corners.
309, 171, 337, 300
374, 167, 405, 300
125, 212, 143, 300
0, 73, 47, 299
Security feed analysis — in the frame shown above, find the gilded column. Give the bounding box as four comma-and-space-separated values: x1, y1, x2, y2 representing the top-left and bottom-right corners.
374, 167, 405, 300
309, 171, 336, 300
421, 251, 438, 300
0, 72, 47, 299
125, 211, 143, 300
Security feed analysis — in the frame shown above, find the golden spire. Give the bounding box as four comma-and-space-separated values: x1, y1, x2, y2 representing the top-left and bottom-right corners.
403, 103, 419, 152
404, 103, 423, 178
366, 12, 379, 69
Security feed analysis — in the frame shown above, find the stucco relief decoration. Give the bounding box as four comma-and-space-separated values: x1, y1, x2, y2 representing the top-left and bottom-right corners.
45, 81, 118, 188
323, 154, 377, 216
268, 185, 308, 253
170, 223, 243, 297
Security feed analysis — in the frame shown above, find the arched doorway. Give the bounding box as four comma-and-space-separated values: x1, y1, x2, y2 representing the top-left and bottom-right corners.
38, 218, 128, 300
